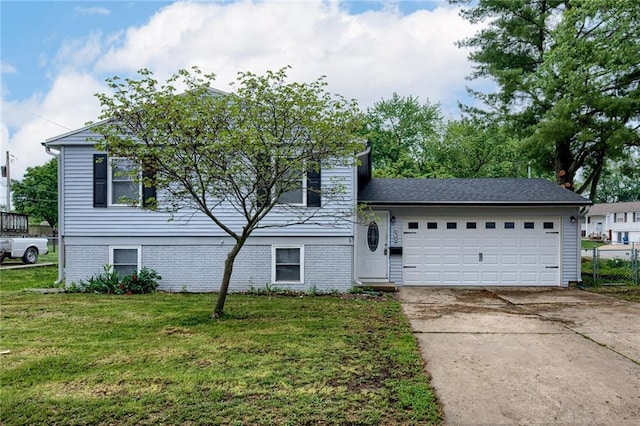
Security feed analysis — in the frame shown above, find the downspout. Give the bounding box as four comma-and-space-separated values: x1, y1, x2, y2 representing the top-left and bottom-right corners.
44, 144, 64, 286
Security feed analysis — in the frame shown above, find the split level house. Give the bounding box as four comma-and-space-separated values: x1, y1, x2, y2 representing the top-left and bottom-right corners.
583, 202, 640, 244
43, 126, 591, 292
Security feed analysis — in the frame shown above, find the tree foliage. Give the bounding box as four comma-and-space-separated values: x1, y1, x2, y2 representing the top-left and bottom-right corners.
12, 158, 58, 229
593, 156, 640, 203
457, 0, 640, 200
93, 67, 362, 318
364, 93, 442, 177
363, 94, 525, 178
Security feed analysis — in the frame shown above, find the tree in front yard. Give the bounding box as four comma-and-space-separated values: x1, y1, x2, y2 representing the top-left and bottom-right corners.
93, 67, 362, 318
12, 158, 58, 230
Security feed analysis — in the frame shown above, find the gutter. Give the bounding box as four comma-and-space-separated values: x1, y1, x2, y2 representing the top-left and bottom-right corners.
44, 144, 64, 286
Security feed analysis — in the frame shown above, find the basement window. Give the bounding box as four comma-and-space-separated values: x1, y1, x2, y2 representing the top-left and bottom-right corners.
109, 246, 141, 278
272, 246, 304, 283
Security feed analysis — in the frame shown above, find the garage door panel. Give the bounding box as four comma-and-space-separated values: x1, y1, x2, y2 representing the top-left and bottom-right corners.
423, 254, 441, 264
443, 238, 461, 248
463, 237, 481, 248
500, 254, 518, 265
521, 255, 538, 265
482, 254, 499, 264
540, 238, 557, 248
442, 271, 461, 283
481, 271, 499, 282
463, 271, 480, 283
521, 238, 539, 248
501, 238, 518, 248
482, 237, 499, 248
443, 254, 460, 265
461, 254, 478, 265
520, 272, 538, 283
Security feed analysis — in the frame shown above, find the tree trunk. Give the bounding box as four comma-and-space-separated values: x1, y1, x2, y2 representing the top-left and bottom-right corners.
555, 138, 575, 191
212, 240, 245, 319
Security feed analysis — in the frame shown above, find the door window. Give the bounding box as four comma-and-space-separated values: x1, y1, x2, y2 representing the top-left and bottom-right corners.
367, 222, 380, 252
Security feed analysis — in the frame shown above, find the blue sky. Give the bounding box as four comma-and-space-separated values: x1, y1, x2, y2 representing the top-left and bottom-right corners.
1, 0, 479, 202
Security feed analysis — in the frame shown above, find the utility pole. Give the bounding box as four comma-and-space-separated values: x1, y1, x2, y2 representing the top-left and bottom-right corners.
4, 151, 10, 212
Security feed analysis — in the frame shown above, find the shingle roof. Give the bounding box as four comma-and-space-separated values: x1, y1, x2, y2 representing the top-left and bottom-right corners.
358, 178, 591, 205
586, 201, 640, 216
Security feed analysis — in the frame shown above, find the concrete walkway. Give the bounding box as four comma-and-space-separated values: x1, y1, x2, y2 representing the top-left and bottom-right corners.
398, 287, 640, 425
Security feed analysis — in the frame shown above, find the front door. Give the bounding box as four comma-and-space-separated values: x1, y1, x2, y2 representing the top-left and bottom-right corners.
357, 212, 389, 281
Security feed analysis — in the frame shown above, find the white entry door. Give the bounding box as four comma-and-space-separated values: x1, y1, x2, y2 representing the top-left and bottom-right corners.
357, 212, 389, 281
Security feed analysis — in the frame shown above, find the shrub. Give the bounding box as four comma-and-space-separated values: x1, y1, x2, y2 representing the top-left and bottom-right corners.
71, 265, 161, 294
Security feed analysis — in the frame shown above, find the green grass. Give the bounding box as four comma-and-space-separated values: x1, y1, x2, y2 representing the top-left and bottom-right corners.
0, 264, 59, 291
581, 240, 606, 250
0, 272, 442, 425
0, 244, 58, 265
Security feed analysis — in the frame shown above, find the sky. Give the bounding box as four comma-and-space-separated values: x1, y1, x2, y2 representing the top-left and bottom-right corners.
0, 0, 486, 207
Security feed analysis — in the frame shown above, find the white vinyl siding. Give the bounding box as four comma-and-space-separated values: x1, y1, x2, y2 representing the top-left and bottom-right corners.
60, 144, 354, 238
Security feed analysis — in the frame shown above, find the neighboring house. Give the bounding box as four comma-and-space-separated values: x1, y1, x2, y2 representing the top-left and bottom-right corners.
584, 202, 640, 244
43, 128, 591, 291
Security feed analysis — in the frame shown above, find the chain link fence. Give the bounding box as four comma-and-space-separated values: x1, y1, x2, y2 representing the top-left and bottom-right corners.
581, 243, 639, 286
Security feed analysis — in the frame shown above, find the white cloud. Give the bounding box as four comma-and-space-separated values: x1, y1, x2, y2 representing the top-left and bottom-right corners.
95, 0, 478, 111
2, 73, 105, 193
1, 62, 17, 74
3, 0, 483, 186
74, 6, 111, 16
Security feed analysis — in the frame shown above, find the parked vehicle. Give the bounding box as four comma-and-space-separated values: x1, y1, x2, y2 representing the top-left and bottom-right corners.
0, 212, 49, 264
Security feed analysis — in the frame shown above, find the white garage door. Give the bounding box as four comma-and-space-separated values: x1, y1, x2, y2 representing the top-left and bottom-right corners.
402, 217, 560, 286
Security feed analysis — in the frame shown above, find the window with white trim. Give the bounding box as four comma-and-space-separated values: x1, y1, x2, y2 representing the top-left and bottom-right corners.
109, 158, 141, 206
634, 212, 640, 222
272, 246, 304, 283
613, 212, 626, 223
277, 169, 306, 206
109, 246, 141, 278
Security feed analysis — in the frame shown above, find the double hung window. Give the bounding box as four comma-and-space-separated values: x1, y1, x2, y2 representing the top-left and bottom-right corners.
272, 246, 304, 283
109, 246, 141, 278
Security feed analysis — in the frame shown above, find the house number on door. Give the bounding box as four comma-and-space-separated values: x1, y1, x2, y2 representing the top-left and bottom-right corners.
393, 229, 399, 244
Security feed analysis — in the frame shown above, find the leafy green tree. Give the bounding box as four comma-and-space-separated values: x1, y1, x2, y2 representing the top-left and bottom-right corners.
457, 0, 640, 200
363, 93, 442, 177
93, 67, 362, 318
12, 158, 58, 229
592, 158, 640, 203
436, 119, 526, 178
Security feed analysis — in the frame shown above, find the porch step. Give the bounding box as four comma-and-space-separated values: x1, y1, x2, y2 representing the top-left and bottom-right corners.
356, 282, 398, 293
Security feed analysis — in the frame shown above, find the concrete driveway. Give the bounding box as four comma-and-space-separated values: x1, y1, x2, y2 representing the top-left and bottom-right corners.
398, 287, 640, 425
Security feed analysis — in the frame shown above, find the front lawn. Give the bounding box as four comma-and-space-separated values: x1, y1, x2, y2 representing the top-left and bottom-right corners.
0, 271, 441, 425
